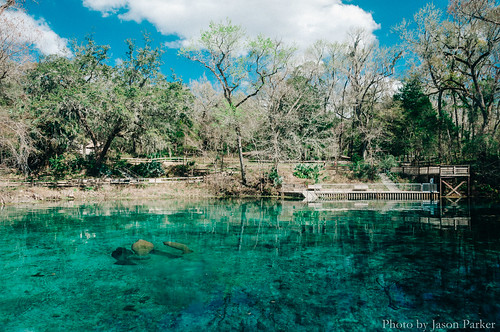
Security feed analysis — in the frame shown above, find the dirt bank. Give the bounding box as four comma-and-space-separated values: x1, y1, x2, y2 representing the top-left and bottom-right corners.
0, 181, 215, 206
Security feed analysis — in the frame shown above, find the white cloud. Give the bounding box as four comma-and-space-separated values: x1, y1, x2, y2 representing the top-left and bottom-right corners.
82, 0, 380, 50
2, 9, 71, 56
164, 40, 189, 49
82, 0, 127, 16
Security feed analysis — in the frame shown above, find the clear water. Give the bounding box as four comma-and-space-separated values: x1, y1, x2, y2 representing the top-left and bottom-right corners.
0, 199, 499, 331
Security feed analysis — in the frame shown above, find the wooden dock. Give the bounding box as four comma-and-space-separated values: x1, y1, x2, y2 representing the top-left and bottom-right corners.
282, 183, 439, 201
311, 191, 438, 201
391, 165, 470, 198
390, 165, 470, 177
281, 165, 470, 201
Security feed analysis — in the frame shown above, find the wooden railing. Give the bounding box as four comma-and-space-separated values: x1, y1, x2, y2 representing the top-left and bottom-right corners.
0, 176, 204, 188
282, 183, 438, 193
439, 165, 470, 176
122, 157, 187, 165
391, 165, 470, 177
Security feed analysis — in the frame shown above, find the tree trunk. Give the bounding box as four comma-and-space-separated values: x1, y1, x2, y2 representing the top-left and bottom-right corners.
96, 123, 122, 169
437, 89, 444, 161
236, 126, 247, 185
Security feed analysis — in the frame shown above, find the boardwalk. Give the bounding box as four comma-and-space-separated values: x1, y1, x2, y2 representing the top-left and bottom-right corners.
391, 165, 470, 198
390, 165, 470, 177
0, 176, 204, 188
282, 182, 439, 202
282, 164, 470, 201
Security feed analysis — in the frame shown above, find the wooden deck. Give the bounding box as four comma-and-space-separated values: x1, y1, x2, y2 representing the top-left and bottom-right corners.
282, 183, 439, 201
389, 165, 471, 198
390, 165, 470, 177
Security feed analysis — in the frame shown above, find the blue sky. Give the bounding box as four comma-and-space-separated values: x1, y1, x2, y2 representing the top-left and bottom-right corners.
19, 0, 450, 81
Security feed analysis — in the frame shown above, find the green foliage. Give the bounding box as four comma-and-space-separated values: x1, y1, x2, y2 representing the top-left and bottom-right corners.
131, 161, 165, 178
23, 35, 193, 173
1, 13, 499, 193
166, 161, 198, 177
462, 135, 499, 161
387, 171, 401, 183
106, 157, 133, 177
349, 161, 378, 181
85, 156, 111, 177
383, 77, 439, 161
48, 154, 86, 179
378, 155, 398, 172
293, 164, 323, 183
48, 155, 69, 179
265, 167, 283, 187
470, 152, 500, 197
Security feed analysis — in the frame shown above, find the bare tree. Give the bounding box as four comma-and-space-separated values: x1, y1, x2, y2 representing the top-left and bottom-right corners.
0, 108, 36, 174
0, 0, 18, 16
0, 2, 37, 87
0, 0, 37, 173
190, 78, 235, 170
181, 19, 294, 185
342, 29, 402, 159
399, 2, 500, 144
449, 0, 500, 26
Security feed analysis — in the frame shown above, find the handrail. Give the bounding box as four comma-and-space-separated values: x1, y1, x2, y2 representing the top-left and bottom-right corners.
0, 176, 204, 187
282, 183, 438, 193
390, 165, 470, 176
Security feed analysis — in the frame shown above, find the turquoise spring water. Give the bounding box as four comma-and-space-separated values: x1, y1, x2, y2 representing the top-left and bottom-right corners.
0, 199, 499, 331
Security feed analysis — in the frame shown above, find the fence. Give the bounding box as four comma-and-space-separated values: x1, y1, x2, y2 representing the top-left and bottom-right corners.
121, 157, 187, 165
0, 176, 204, 188
390, 165, 470, 177
301, 183, 438, 193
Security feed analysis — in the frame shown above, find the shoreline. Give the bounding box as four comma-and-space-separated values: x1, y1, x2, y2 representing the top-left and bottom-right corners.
1, 176, 498, 207
0, 182, 223, 206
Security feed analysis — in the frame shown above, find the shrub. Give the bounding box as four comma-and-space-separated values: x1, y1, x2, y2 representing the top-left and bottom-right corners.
350, 161, 378, 181
49, 154, 87, 179
85, 156, 111, 177
131, 161, 165, 178
379, 155, 397, 172
166, 161, 196, 177
265, 167, 283, 187
293, 164, 323, 183
48, 155, 67, 179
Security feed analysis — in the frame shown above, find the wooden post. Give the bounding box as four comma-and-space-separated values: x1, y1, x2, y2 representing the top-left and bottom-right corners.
466, 165, 470, 197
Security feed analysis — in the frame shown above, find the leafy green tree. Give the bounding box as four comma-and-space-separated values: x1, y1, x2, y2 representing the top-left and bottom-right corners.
114, 35, 192, 157
25, 39, 117, 171
383, 78, 440, 161
24, 35, 191, 174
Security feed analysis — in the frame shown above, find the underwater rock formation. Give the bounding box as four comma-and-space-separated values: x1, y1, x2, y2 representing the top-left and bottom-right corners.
111, 247, 137, 265
163, 241, 193, 254
132, 239, 154, 256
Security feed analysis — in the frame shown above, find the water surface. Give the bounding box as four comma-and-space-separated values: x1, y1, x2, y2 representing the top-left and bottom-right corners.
0, 199, 499, 331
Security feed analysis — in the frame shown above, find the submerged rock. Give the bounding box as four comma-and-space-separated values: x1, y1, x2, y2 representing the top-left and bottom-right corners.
111, 247, 137, 265
132, 239, 154, 256
163, 241, 194, 254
